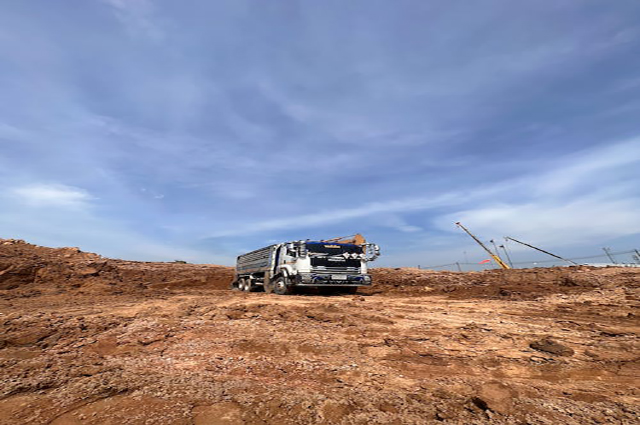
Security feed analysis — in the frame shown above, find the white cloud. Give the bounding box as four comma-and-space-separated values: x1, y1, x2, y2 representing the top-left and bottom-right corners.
379, 214, 422, 233
534, 138, 640, 196
440, 196, 640, 248
436, 139, 640, 247
0, 187, 232, 264
204, 138, 640, 249
10, 184, 93, 208
206, 192, 467, 238
102, 0, 164, 40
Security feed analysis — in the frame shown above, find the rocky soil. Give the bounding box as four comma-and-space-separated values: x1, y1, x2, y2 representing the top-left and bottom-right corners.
1, 239, 638, 424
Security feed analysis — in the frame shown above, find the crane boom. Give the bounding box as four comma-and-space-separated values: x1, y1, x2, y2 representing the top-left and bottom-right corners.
455, 222, 511, 269
505, 237, 578, 266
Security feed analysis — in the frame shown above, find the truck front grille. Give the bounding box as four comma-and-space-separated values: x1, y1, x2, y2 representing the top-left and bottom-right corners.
311, 266, 361, 273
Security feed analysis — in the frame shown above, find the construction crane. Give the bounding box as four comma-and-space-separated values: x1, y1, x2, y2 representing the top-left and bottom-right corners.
498, 243, 514, 268
455, 222, 511, 269
505, 236, 578, 266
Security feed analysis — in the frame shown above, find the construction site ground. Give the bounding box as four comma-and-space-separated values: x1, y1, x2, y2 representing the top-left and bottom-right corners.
0, 239, 638, 424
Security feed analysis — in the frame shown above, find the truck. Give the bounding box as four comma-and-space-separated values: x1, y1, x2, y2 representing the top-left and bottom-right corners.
231, 234, 380, 295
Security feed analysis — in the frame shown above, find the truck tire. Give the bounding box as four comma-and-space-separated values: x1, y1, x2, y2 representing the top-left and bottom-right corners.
238, 279, 248, 292
273, 277, 292, 295
243, 279, 254, 292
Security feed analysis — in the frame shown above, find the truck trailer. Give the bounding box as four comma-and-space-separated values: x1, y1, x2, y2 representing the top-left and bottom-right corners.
231, 234, 380, 295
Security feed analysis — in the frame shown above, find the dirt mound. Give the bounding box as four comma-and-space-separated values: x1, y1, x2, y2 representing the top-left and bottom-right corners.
0, 239, 233, 297
3, 239, 637, 302
369, 266, 640, 300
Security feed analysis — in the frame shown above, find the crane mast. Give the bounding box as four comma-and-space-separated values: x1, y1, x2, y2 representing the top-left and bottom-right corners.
455, 222, 511, 269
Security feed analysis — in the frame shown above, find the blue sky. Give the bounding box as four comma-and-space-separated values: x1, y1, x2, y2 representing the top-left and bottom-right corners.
1, 1, 639, 268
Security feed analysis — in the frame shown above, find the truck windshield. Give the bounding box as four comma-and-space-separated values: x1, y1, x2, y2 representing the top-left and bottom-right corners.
306, 243, 363, 256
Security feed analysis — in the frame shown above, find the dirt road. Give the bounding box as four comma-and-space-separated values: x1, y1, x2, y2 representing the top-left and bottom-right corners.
1, 239, 638, 424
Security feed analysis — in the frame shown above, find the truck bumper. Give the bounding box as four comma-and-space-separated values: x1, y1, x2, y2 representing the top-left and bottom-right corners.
294, 273, 372, 287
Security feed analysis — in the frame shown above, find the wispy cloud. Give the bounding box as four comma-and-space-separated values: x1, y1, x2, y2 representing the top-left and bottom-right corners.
381, 214, 423, 233
435, 139, 640, 247
205, 193, 466, 238
203, 138, 640, 251
1, 184, 231, 264
442, 196, 640, 248
533, 138, 640, 196
1, 1, 639, 264
101, 0, 164, 40
10, 184, 94, 208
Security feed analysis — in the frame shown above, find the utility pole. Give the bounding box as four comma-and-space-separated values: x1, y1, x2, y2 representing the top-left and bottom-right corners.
602, 247, 617, 264
455, 262, 462, 272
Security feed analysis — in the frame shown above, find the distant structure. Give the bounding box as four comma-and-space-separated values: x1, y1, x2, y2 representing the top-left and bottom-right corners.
584, 263, 640, 268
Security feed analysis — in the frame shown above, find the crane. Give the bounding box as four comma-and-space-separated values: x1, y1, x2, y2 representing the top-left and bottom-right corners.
505, 236, 578, 266
455, 222, 511, 269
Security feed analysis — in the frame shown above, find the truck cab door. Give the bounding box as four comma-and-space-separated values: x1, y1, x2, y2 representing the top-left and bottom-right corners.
274, 245, 283, 269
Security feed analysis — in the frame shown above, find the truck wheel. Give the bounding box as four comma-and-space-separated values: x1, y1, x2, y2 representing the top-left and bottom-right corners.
238, 279, 247, 291
243, 279, 253, 292
273, 277, 292, 295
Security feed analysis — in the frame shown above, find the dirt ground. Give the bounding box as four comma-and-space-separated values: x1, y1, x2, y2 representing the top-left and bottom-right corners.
1, 239, 638, 424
